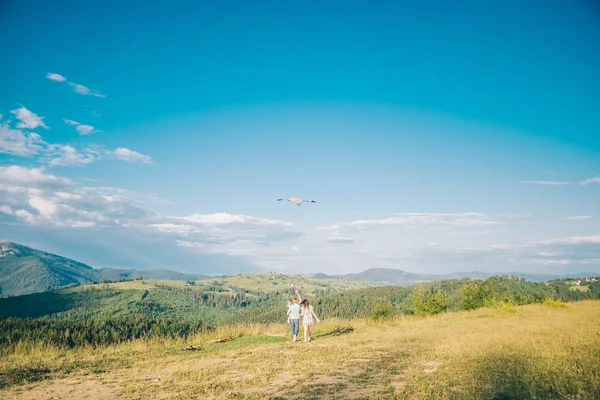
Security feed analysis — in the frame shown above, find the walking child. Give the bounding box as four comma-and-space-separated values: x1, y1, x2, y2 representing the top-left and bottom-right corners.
299, 298, 320, 342
286, 289, 302, 341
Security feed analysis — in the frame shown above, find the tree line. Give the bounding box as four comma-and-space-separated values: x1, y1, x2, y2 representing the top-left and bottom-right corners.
1, 275, 598, 349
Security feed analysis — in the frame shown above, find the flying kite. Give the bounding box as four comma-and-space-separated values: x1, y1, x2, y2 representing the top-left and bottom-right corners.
277, 197, 317, 207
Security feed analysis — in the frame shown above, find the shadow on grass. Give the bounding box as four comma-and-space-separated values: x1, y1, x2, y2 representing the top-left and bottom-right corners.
472, 353, 580, 400
0, 367, 52, 389
315, 327, 354, 339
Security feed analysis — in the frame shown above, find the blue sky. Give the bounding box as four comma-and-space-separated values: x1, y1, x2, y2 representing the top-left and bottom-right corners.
1, 0, 599, 275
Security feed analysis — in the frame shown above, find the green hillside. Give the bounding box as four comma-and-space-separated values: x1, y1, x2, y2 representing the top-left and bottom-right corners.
0, 241, 100, 297
1, 274, 599, 349
97, 268, 210, 281
0, 241, 211, 297
201, 272, 376, 295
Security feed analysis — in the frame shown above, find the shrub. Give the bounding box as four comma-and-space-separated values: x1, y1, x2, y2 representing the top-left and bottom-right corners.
408, 286, 448, 317
371, 302, 393, 321
544, 298, 568, 308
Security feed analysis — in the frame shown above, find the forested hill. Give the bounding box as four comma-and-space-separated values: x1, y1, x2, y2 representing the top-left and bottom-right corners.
334, 268, 599, 284
96, 268, 210, 282
0, 241, 99, 297
1, 274, 599, 349
0, 241, 210, 297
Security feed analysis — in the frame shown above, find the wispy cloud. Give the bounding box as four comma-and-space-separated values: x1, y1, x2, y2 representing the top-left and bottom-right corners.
46, 73, 66, 82
107, 147, 153, 164
325, 236, 357, 244
2, 166, 598, 274
46, 144, 98, 166
540, 235, 600, 245
46, 72, 106, 98
63, 119, 98, 135
10, 107, 48, 129
1, 106, 152, 168
320, 212, 501, 231
0, 165, 73, 186
0, 122, 45, 156
580, 177, 600, 185
565, 215, 593, 220
0, 165, 297, 256
520, 180, 570, 185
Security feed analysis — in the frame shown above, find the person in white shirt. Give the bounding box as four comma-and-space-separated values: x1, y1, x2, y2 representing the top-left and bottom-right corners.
286, 289, 302, 341
299, 298, 320, 342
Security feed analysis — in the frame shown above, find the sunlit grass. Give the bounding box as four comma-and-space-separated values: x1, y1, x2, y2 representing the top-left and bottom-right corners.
2, 301, 599, 399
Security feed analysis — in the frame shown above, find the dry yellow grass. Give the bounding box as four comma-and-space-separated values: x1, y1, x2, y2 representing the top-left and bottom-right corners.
2, 300, 600, 399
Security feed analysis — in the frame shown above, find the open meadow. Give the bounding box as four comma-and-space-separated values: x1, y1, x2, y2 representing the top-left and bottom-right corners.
1, 300, 599, 399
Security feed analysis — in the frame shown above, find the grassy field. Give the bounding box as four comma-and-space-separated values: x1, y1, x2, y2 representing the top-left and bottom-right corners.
73, 273, 375, 297
1, 300, 599, 399
569, 285, 590, 292
201, 273, 376, 294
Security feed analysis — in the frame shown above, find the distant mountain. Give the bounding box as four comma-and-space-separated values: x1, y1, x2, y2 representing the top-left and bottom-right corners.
0, 240, 100, 297
96, 268, 210, 281
0, 241, 211, 297
335, 268, 599, 285
308, 273, 333, 280
339, 268, 437, 285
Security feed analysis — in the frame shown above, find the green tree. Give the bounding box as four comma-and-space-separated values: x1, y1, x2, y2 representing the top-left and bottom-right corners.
462, 282, 486, 310
371, 302, 393, 321
409, 286, 448, 316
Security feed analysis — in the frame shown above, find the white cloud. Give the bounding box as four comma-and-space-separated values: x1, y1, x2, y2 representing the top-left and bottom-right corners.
46, 144, 97, 166
28, 194, 57, 216
46, 72, 106, 98
177, 212, 292, 226
565, 215, 592, 220
0, 166, 296, 256
0, 122, 46, 156
46, 73, 67, 82
14, 209, 36, 223
63, 119, 97, 135
540, 235, 600, 245
2, 106, 153, 168
107, 147, 153, 164
580, 177, 600, 185
1, 163, 598, 274
0, 165, 73, 186
149, 223, 196, 234
325, 236, 357, 244
68, 83, 105, 98
69, 83, 90, 95
320, 212, 501, 231
520, 180, 570, 185
10, 107, 48, 130
0, 205, 13, 215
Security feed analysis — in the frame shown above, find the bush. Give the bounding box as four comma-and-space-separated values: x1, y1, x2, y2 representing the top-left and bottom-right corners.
408, 286, 448, 317
544, 298, 568, 308
371, 302, 393, 321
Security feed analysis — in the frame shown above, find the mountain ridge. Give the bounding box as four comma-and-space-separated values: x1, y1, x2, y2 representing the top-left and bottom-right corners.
2, 241, 598, 297
332, 267, 599, 284
0, 241, 210, 297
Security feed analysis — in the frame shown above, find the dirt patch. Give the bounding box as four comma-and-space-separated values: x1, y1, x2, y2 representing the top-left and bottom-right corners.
220, 369, 257, 383
420, 361, 442, 373
2, 377, 120, 400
